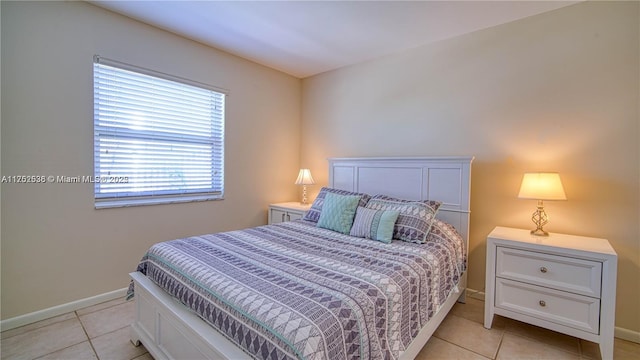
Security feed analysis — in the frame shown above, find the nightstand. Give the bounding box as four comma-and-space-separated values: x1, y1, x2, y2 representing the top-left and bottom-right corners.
484, 227, 617, 360
268, 202, 311, 224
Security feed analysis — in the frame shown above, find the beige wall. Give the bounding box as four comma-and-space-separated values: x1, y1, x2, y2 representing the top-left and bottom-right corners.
302, 1, 639, 334
1, 1, 301, 319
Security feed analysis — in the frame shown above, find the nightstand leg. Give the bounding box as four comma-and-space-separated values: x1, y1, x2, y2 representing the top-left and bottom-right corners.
484, 293, 495, 329
484, 307, 494, 329
600, 341, 613, 360
484, 240, 497, 329
600, 335, 614, 360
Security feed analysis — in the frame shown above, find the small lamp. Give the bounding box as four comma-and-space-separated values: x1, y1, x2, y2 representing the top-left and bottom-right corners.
295, 169, 315, 205
518, 172, 567, 236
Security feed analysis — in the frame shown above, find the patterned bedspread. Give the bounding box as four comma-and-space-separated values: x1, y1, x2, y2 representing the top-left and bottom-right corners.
129, 219, 466, 360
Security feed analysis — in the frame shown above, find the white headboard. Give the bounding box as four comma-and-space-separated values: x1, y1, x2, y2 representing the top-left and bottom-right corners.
328, 156, 473, 244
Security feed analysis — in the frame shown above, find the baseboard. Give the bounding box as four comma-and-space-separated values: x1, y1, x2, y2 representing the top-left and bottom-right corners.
0, 287, 127, 332
466, 288, 486, 300
466, 288, 639, 344
615, 326, 640, 344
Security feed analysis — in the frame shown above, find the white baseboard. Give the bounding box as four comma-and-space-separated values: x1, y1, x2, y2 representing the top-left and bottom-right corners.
615, 326, 640, 344
465, 288, 639, 344
0, 287, 127, 332
465, 288, 486, 300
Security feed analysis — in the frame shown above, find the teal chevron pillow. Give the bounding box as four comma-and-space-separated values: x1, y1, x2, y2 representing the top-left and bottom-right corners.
349, 206, 400, 243
303, 187, 371, 223
316, 192, 361, 234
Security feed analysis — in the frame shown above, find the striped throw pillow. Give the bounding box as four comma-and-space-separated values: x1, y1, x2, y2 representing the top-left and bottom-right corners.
349, 206, 400, 243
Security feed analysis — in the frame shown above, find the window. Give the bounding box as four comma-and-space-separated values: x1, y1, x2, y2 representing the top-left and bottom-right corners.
93, 56, 226, 208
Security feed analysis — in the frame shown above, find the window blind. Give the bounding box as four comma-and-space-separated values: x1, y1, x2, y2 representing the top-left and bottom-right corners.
93, 56, 225, 208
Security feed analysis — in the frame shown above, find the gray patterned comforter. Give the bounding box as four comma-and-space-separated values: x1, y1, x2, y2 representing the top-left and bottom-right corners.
130, 219, 465, 360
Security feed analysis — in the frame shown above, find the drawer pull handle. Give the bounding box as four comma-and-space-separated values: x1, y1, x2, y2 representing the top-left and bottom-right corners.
540, 267, 548, 273
539, 300, 546, 307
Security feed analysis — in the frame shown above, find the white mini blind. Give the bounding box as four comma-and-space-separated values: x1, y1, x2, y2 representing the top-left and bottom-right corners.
93, 56, 225, 208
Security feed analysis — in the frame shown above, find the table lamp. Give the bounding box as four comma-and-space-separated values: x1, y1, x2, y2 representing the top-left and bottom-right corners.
295, 169, 315, 204
518, 172, 567, 236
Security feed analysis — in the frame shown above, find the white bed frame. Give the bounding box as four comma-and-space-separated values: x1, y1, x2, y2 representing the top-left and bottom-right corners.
130, 156, 473, 360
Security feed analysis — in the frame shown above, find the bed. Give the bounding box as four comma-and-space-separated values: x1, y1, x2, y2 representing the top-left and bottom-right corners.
129, 156, 473, 360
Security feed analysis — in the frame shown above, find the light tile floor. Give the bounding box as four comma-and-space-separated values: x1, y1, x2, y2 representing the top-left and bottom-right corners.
1, 298, 149, 360
1, 292, 639, 359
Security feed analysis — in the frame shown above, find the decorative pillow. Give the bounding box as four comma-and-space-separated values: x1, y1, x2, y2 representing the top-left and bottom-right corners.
365, 194, 441, 243
316, 193, 362, 234
349, 206, 400, 243
303, 187, 371, 223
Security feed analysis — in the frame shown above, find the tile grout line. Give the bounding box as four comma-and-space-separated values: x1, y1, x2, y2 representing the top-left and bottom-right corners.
502, 328, 584, 358
75, 311, 101, 360
0, 299, 127, 341
30, 339, 90, 360
438, 311, 587, 360
432, 331, 498, 360
73, 297, 133, 360
76, 299, 130, 317
0, 314, 72, 341
86, 325, 152, 360
26, 313, 91, 360
76, 299, 150, 360
75, 311, 151, 360
451, 312, 505, 359
493, 329, 505, 360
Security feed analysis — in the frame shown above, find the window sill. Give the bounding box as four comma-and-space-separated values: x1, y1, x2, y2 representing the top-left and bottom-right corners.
95, 193, 223, 209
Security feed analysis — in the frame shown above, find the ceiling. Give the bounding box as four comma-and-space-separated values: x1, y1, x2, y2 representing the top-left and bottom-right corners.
91, 1, 578, 78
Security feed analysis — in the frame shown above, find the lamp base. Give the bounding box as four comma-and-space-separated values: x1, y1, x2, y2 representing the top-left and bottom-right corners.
530, 228, 549, 237
530, 200, 550, 236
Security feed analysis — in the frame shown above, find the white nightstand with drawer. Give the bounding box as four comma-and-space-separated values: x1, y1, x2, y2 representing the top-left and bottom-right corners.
268, 202, 311, 224
484, 226, 617, 360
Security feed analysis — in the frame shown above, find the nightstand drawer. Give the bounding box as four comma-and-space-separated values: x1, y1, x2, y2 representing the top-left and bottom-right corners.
496, 247, 602, 297
270, 209, 288, 224
496, 278, 600, 334
270, 209, 304, 223
268, 202, 310, 225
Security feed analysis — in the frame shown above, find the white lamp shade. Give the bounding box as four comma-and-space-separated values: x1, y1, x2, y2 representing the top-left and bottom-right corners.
518, 172, 567, 200
295, 169, 315, 185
